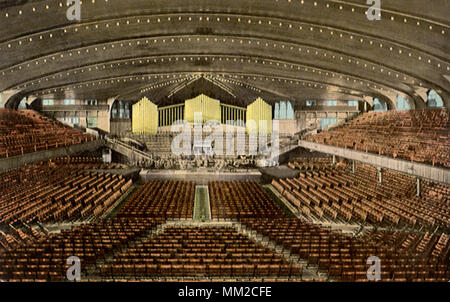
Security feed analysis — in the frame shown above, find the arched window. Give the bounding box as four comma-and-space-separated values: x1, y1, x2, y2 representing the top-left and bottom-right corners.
112, 100, 132, 119
427, 90, 444, 108
280, 101, 287, 118
287, 101, 294, 119
124, 102, 131, 119
18, 97, 27, 109
373, 98, 387, 112
396, 95, 411, 111
274, 101, 294, 119
119, 101, 125, 118
274, 102, 280, 119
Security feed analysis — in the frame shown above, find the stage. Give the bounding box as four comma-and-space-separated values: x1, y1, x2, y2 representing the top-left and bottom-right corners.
140, 168, 262, 184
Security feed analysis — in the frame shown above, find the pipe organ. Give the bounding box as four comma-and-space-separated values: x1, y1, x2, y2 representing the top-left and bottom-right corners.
246, 97, 272, 135
131, 94, 272, 133
131, 97, 158, 134
185, 94, 221, 123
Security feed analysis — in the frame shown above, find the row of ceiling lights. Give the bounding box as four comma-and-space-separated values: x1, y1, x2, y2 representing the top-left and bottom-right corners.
35, 72, 357, 97
4, 34, 436, 94
2, 0, 446, 35
14, 54, 395, 95
2, 13, 446, 73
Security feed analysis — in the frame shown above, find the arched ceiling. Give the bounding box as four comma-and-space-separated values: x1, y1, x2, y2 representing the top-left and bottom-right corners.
0, 0, 449, 108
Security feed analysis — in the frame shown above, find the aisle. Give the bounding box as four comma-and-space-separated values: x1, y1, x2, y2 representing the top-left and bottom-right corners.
193, 185, 211, 222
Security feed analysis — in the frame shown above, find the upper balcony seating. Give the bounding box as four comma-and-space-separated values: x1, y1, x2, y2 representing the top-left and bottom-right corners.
0, 109, 95, 158
306, 109, 450, 168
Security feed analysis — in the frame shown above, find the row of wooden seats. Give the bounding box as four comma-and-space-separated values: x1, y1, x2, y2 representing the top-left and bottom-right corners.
306, 109, 450, 168
0, 159, 132, 225
272, 162, 449, 229
0, 218, 166, 281
98, 227, 301, 279
116, 180, 195, 219
208, 181, 285, 219
0, 109, 96, 158
0, 223, 48, 252
241, 218, 449, 282
287, 157, 347, 171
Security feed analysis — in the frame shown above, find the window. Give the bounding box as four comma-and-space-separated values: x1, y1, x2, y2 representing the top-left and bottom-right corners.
274, 103, 280, 119
320, 118, 337, 129
427, 90, 443, 108
64, 99, 76, 105
18, 98, 27, 109
87, 117, 98, 128
85, 99, 98, 106
63, 116, 79, 125
279, 101, 287, 118
286, 101, 294, 119
373, 98, 387, 112
43, 99, 54, 106
396, 95, 411, 111
111, 100, 131, 119
306, 100, 316, 107
112, 107, 118, 118
274, 101, 294, 119
325, 100, 337, 106
124, 103, 131, 119
119, 101, 125, 118
348, 100, 358, 107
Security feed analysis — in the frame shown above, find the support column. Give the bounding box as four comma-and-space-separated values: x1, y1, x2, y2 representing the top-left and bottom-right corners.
332, 155, 336, 165
351, 160, 355, 174
164, 108, 167, 126
377, 167, 383, 184
416, 178, 421, 197
102, 148, 112, 164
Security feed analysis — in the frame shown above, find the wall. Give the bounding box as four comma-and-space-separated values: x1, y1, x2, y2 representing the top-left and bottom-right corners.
295, 110, 359, 131
110, 119, 132, 136
275, 119, 298, 136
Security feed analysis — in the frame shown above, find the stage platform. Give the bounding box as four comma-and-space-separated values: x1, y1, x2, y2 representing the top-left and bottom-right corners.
140, 169, 262, 184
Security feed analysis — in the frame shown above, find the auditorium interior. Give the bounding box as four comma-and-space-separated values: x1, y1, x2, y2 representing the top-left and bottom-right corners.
0, 0, 449, 282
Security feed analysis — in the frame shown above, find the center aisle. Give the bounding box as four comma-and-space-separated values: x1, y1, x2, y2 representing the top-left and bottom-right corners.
193, 185, 211, 222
